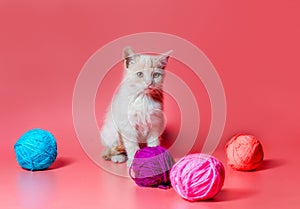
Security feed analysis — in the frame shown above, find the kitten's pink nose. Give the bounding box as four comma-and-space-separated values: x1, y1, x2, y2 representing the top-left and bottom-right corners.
148, 83, 154, 89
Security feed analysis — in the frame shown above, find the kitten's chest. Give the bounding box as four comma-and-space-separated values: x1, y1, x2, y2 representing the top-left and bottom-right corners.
128, 94, 163, 136
129, 94, 160, 112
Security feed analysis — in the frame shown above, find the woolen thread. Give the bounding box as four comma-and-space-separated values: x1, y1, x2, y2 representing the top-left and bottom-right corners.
170, 154, 225, 201
225, 134, 264, 171
129, 146, 174, 189
14, 128, 57, 171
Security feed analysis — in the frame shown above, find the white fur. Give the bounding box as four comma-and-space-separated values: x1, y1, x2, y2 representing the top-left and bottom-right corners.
100, 47, 171, 166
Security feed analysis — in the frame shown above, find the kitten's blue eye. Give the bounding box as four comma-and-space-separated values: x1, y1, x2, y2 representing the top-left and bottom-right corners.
153, 72, 161, 78
136, 72, 143, 77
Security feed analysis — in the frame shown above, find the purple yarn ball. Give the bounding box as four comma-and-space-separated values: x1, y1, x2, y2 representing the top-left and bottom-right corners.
129, 146, 174, 189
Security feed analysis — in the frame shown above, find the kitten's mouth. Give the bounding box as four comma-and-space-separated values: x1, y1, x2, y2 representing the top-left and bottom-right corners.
143, 87, 163, 102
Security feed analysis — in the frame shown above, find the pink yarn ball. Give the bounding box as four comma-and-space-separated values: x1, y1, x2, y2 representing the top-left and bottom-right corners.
225, 134, 264, 171
170, 154, 225, 201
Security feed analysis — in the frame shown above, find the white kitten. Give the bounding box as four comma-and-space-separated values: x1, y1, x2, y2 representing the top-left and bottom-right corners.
100, 47, 172, 166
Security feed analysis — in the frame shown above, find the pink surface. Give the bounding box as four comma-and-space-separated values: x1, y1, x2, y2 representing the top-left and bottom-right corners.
1, 0, 300, 209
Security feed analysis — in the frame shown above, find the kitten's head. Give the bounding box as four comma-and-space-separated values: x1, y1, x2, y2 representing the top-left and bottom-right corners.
122, 47, 172, 95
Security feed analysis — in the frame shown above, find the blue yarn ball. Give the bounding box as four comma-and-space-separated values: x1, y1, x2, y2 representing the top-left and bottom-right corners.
14, 128, 57, 171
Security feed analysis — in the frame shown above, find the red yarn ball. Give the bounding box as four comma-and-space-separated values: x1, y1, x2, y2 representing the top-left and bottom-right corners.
225, 134, 264, 171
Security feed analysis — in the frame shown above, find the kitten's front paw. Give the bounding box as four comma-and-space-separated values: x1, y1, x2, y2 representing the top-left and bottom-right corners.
111, 154, 127, 163
147, 138, 160, 147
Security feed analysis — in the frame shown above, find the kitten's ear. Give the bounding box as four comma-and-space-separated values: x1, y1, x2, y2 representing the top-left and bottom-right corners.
123, 46, 137, 68
157, 50, 173, 69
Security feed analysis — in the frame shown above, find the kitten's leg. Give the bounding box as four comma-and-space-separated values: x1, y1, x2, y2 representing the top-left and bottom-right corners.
100, 114, 127, 163
147, 111, 163, 147
122, 138, 140, 167
144, 119, 161, 148
147, 137, 160, 147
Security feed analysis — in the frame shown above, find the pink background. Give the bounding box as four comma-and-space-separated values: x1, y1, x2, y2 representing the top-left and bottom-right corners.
1, 0, 300, 208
